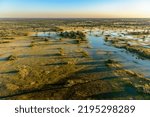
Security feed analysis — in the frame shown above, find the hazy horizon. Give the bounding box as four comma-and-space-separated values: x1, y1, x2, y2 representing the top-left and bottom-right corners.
0, 0, 150, 18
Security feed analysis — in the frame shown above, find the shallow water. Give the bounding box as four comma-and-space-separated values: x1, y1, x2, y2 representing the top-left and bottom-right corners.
88, 31, 150, 78
33, 32, 60, 40
34, 31, 150, 78
143, 45, 150, 49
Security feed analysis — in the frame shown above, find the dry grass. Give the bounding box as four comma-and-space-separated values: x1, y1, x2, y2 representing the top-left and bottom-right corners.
81, 50, 89, 57
58, 48, 65, 56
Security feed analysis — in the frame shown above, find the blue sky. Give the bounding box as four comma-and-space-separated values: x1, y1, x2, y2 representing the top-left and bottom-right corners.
0, 0, 150, 18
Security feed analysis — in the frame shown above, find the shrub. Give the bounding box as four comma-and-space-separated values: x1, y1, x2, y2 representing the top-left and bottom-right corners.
7, 55, 17, 61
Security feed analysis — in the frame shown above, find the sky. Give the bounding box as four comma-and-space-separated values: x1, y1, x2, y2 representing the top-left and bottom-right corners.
0, 0, 150, 18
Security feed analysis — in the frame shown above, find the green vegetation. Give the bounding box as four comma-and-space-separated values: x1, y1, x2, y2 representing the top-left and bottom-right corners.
59, 31, 87, 42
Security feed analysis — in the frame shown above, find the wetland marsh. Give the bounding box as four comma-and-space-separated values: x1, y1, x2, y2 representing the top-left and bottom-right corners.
0, 19, 150, 99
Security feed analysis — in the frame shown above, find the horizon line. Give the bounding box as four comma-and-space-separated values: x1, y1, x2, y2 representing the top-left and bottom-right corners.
0, 17, 150, 19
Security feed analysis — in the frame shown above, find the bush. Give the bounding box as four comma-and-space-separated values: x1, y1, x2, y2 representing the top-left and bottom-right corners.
59, 31, 86, 41
7, 55, 17, 61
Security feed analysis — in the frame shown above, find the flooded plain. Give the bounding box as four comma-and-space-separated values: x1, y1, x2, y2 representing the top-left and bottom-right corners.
88, 31, 150, 78
0, 19, 150, 99
35, 31, 150, 78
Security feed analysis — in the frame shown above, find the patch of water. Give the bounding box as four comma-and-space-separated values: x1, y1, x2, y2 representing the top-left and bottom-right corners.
88, 31, 150, 78
33, 31, 150, 78
143, 45, 150, 49
33, 32, 60, 40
